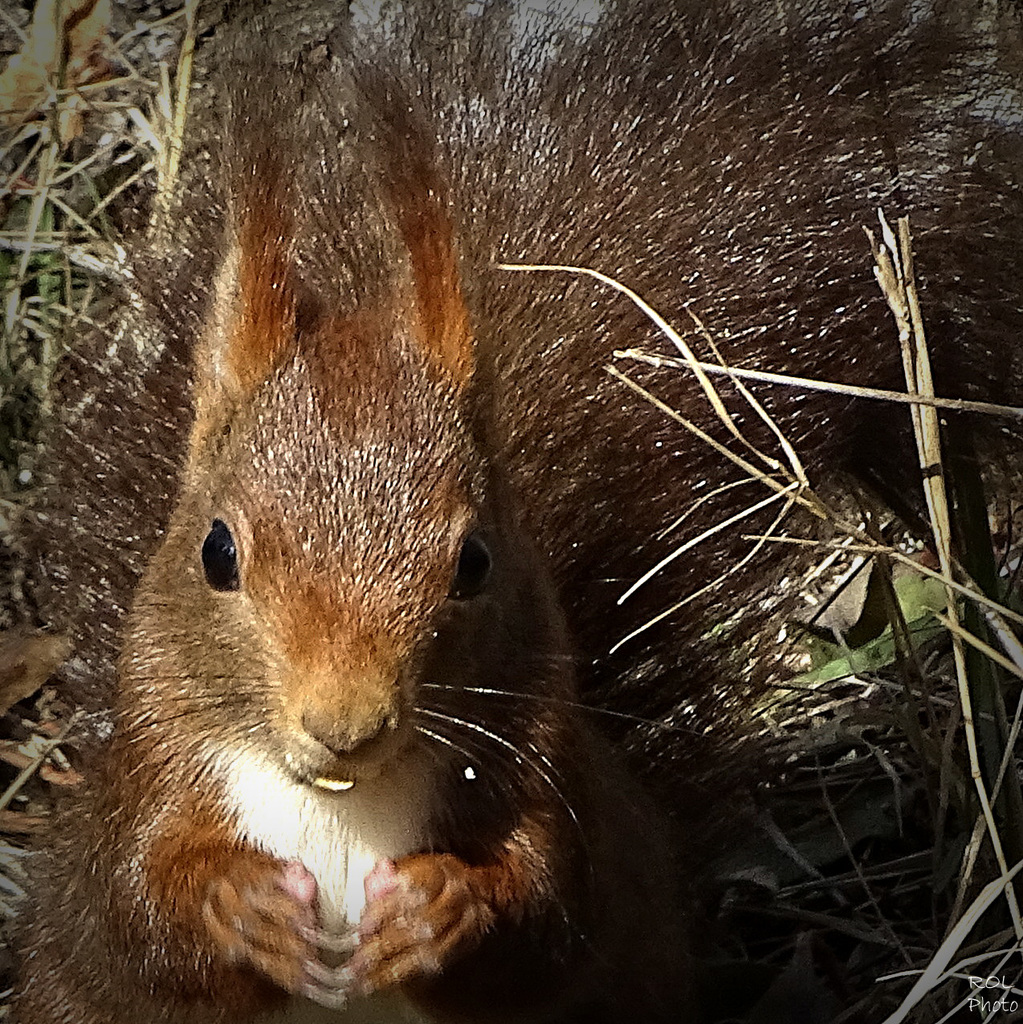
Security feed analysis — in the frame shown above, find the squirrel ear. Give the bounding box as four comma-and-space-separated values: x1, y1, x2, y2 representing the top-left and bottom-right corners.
377, 100, 475, 391
395, 183, 475, 390
190, 181, 298, 450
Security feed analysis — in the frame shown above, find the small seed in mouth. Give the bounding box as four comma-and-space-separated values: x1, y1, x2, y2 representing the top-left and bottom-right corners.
312, 777, 355, 792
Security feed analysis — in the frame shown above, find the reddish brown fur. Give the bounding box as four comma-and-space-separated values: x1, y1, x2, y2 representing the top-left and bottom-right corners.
145, 809, 295, 1014
189, 190, 298, 457
12, 2, 1023, 1023
361, 78, 476, 388
389, 163, 475, 388
221, 172, 296, 391
228, 205, 298, 395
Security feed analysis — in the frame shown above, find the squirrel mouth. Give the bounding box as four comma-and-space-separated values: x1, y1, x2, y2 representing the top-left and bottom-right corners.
311, 776, 356, 792
290, 718, 412, 791
282, 750, 358, 791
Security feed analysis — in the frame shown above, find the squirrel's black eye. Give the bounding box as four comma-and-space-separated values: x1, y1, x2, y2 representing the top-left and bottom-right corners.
202, 519, 240, 592
449, 530, 491, 600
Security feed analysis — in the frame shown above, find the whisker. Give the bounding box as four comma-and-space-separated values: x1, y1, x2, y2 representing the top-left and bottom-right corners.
415, 725, 477, 766
420, 682, 701, 737
413, 719, 588, 944
126, 675, 271, 685
417, 707, 584, 840
123, 697, 265, 734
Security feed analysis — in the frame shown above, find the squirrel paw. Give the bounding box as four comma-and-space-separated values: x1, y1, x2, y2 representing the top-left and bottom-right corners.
203, 857, 354, 1004
349, 854, 495, 994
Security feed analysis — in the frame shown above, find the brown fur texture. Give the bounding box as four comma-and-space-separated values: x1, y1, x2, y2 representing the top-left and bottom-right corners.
13, 1, 1023, 1022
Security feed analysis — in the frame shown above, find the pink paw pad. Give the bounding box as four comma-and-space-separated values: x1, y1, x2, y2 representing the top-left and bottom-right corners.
279, 861, 317, 905
364, 859, 400, 904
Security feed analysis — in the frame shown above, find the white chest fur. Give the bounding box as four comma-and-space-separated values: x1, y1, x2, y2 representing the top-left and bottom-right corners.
213, 748, 436, 1023
214, 747, 433, 928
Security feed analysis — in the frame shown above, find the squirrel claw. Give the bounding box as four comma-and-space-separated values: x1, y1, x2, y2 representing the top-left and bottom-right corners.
298, 923, 359, 955
300, 980, 350, 1011
352, 853, 493, 994
203, 857, 318, 993
301, 960, 354, 1008
304, 959, 354, 987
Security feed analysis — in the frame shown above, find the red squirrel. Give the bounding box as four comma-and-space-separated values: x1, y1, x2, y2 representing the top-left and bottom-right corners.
12, 2, 1023, 1022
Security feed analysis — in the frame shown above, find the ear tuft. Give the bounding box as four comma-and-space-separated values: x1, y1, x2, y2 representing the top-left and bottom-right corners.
372, 90, 475, 390
227, 181, 299, 395
191, 163, 298, 449
394, 172, 474, 389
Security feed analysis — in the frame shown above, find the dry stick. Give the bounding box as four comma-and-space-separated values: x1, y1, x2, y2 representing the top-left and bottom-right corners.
501, 261, 995, 615
880, 857, 1023, 1024
798, 534, 860, 591
602, 362, 820, 648
984, 622, 1023, 809
935, 613, 1023, 688
610, 485, 799, 655
683, 306, 810, 485
86, 160, 156, 222
167, 1, 199, 182
950, 930, 1017, 973
602, 363, 816, 519
950, 813, 992, 948
36, 191, 101, 237
499, 261, 1012, 750
936, 609, 1023, 820
894, 205, 1023, 949
655, 475, 757, 542
868, 213, 1021, 973
50, 137, 126, 183
152, 0, 198, 235
616, 466, 798, 604
0, 239, 121, 277
940, 615, 1023, 810
498, 255, 1023, 984
127, 105, 163, 153
617, 348, 1023, 422
502, 261, 998, 617
939, 698, 970, 932
495, 266, 848, 659
497, 262, 794, 478
817, 756, 910, 962
887, 213, 1021, 948
1, 133, 45, 198
748, 534, 1023, 631
0, 715, 79, 815
987, 610, 1023, 674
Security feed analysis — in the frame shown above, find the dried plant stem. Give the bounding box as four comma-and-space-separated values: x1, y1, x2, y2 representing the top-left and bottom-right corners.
868, 211, 1023, 951
498, 261, 814, 487
152, 0, 198, 235
880, 858, 1023, 1023
0, 715, 77, 815
616, 347, 1023, 421
605, 363, 814, 517
749, 534, 1023, 631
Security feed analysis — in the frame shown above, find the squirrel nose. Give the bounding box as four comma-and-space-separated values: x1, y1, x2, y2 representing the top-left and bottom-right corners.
300, 704, 392, 759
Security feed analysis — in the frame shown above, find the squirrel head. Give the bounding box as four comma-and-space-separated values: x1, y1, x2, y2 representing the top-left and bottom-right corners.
117, 66, 570, 800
